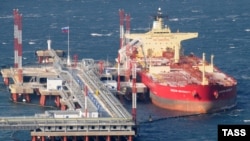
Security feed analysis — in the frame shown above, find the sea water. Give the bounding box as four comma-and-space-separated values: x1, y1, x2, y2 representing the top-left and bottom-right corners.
0, 0, 250, 140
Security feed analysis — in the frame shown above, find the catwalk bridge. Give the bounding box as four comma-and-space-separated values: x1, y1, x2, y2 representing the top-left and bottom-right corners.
0, 43, 136, 141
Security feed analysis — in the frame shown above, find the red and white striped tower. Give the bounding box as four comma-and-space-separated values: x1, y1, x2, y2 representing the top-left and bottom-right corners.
125, 13, 130, 44
117, 9, 125, 92
73, 54, 78, 68
17, 12, 23, 83
132, 61, 137, 122
84, 85, 88, 117
13, 9, 19, 68
17, 12, 23, 70
119, 9, 125, 49
12, 9, 23, 102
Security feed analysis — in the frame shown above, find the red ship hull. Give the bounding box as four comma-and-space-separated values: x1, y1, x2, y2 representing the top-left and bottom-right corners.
140, 72, 237, 113
117, 8, 237, 113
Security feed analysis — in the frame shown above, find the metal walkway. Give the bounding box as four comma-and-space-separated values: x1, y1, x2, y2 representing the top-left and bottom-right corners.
77, 59, 131, 118
50, 49, 131, 118
0, 49, 135, 135
0, 115, 134, 133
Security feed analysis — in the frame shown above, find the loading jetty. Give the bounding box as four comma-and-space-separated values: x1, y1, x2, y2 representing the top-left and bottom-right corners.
0, 39, 136, 141
0, 9, 136, 141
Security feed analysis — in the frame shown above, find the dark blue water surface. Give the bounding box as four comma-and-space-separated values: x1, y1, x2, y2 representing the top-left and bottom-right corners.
1, 0, 250, 140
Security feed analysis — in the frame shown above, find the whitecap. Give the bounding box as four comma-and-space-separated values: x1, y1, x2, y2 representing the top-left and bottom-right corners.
29, 41, 35, 45
180, 17, 197, 21
241, 75, 250, 80
91, 33, 103, 37
226, 14, 239, 19
25, 14, 41, 18
191, 10, 200, 13
91, 33, 112, 37
169, 18, 179, 22
245, 29, 250, 32
243, 120, 250, 123
105, 33, 112, 36
0, 15, 12, 19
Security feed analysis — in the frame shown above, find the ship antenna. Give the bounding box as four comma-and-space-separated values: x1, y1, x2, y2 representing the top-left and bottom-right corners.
151, 7, 168, 29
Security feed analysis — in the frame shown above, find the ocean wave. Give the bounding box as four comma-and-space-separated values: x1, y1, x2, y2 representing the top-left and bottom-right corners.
245, 29, 250, 32
169, 18, 179, 22
180, 17, 198, 21
226, 14, 239, 19
0, 15, 12, 19
90, 33, 112, 37
24, 13, 41, 18
29, 41, 36, 45
241, 75, 250, 80
132, 27, 150, 31
191, 10, 201, 13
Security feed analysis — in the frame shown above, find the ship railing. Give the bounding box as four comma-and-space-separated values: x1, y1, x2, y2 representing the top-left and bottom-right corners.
25, 83, 46, 89
58, 69, 98, 112
57, 89, 75, 110
67, 69, 98, 112
0, 116, 135, 131
0, 116, 133, 123
90, 71, 131, 118
78, 61, 131, 119
47, 51, 98, 112
70, 70, 101, 111
79, 67, 119, 117
77, 71, 107, 113
46, 50, 131, 119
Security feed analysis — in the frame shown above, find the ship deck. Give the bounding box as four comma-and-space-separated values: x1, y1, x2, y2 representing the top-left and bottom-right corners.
137, 55, 236, 87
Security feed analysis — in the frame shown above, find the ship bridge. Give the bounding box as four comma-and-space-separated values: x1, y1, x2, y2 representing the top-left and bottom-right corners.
124, 8, 198, 58
125, 31, 198, 58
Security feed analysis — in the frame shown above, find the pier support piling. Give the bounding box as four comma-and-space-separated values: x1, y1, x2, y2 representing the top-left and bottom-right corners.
38, 56, 42, 63
85, 136, 89, 141
55, 96, 61, 107
39, 95, 46, 106
128, 135, 133, 141
106, 135, 111, 141
25, 94, 30, 103
3, 77, 9, 85
41, 136, 45, 141
61, 104, 67, 111
12, 93, 18, 102
63, 136, 67, 141
31, 136, 37, 141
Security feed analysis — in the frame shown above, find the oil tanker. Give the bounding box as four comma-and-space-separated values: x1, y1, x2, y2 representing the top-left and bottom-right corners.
117, 8, 237, 113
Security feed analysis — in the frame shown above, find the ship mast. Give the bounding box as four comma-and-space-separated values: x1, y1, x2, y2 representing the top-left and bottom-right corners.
153, 7, 164, 30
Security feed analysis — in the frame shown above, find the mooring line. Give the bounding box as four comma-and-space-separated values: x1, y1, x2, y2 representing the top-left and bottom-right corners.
138, 113, 203, 124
